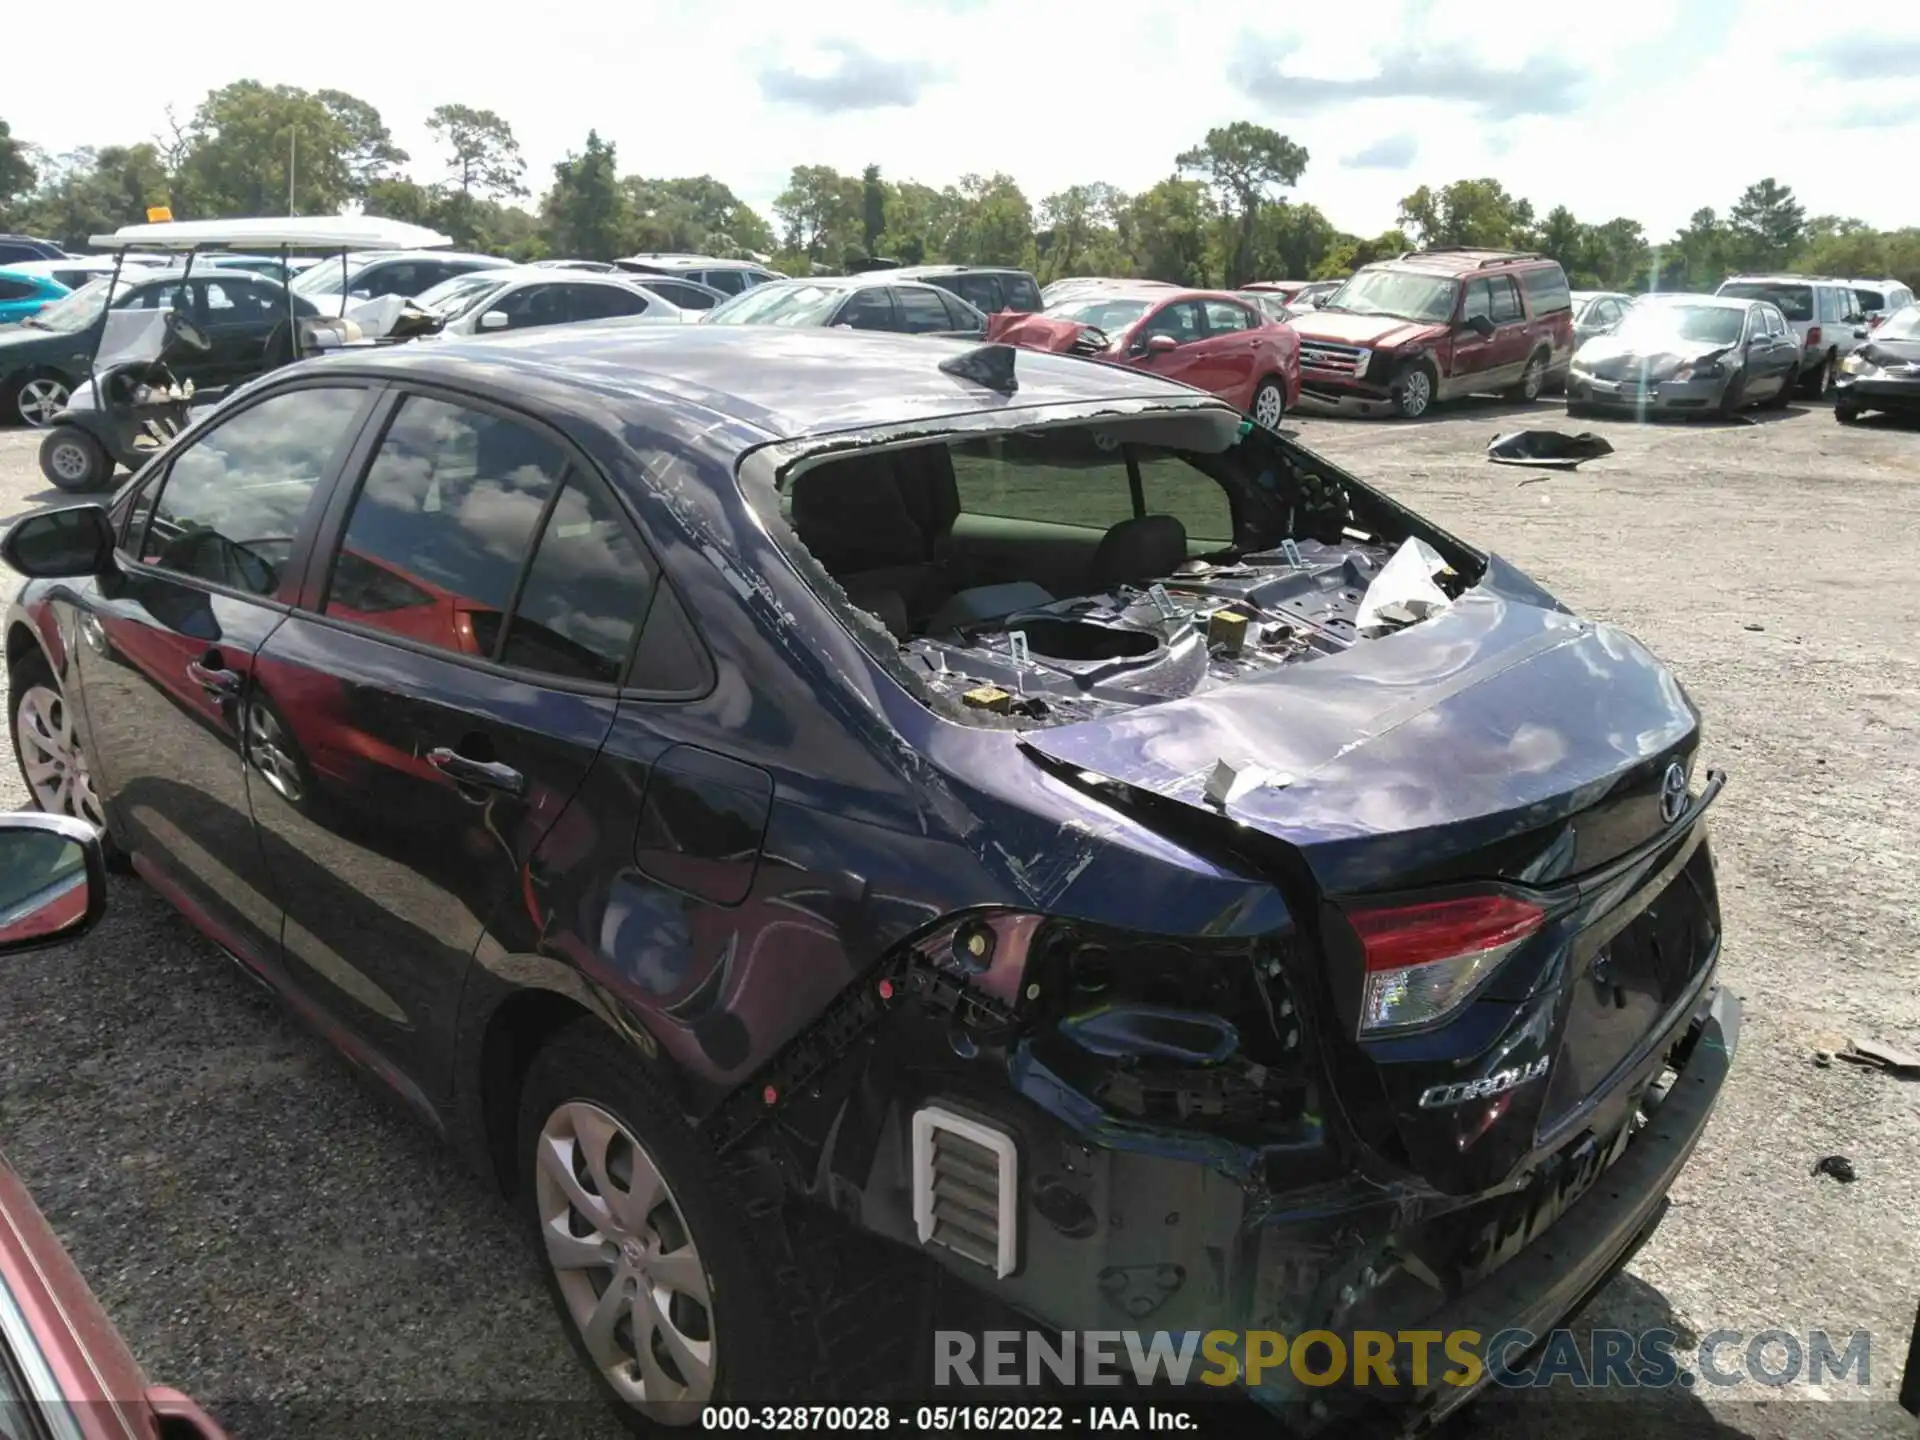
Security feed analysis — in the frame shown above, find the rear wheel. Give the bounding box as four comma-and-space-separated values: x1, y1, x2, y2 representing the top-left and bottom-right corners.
39, 426, 112, 492
1391, 361, 1436, 419
1250, 375, 1287, 429
518, 1021, 810, 1430
1799, 353, 1833, 398
8, 373, 70, 428
1507, 350, 1549, 402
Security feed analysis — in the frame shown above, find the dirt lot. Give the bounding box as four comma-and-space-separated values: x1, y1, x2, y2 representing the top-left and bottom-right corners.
0, 393, 1914, 1439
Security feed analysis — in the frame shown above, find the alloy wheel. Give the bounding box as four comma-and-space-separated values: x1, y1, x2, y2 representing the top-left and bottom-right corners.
535, 1100, 715, 1419
1398, 369, 1433, 418
1253, 382, 1285, 428
15, 378, 69, 427
1520, 356, 1545, 400
243, 702, 305, 804
14, 683, 105, 828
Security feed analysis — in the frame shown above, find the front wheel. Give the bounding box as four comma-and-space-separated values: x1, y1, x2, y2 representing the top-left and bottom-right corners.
1250, 375, 1287, 429
10, 654, 107, 831
1799, 354, 1833, 398
1835, 399, 1863, 425
39, 426, 113, 492
518, 1022, 811, 1430
1716, 374, 1749, 420
1391, 362, 1436, 419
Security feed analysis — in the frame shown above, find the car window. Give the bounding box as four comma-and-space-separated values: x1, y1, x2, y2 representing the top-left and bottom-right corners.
947, 435, 1232, 544
1488, 276, 1523, 323
937, 289, 984, 330
1140, 459, 1232, 542
323, 396, 568, 660
701, 269, 748, 295
201, 279, 279, 323
1140, 300, 1205, 345
945, 274, 1003, 312
498, 475, 656, 684
1462, 279, 1495, 322
0, 279, 35, 301
1001, 273, 1043, 312
645, 280, 716, 310
569, 284, 650, 321
1203, 300, 1254, 334
835, 288, 895, 331
123, 281, 189, 313
896, 286, 953, 334
1519, 265, 1573, 316
494, 283, 570, 330
136, 387, 367, 597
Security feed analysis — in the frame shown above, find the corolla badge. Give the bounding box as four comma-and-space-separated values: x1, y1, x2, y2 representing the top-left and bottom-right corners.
1418, 1055, 1551, 1110
1660, 760, 1689, 824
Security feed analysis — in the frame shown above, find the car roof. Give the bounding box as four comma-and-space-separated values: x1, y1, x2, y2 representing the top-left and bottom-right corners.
331, 250, 505, 268
1639, 293, 1751, 310
889, 264, 1031, 278
1719, 274, 1838, 286
1378, 248, 1555, 276
622, 254, 766, 270
303, 326, 1222, 447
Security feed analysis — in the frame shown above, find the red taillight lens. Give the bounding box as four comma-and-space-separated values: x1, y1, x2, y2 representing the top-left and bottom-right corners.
1348, 894, 1545, 1034
1807, 326, 1822, 348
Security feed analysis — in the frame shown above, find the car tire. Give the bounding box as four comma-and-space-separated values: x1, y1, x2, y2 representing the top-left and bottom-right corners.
517, 1020, 815, 1430
1835, 400, 1863, 425
1391, 361, 1437, 419
38, 427, 113, 492
9, 650, 128, 869
1250, 375, 1287, 430
1716, 374, 1748, 420
1766, 374, 1794, 409
1565, 400, 1596, 420
1799, 353, 1833, 399
5, 371, 72, 428
1506, 350, 1549, 402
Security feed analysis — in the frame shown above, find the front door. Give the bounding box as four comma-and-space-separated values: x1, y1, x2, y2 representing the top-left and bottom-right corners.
195, 275, 286, 386
73, 382, 376, 967
1131, 300, 1212, 389
245, 389, 649, 1107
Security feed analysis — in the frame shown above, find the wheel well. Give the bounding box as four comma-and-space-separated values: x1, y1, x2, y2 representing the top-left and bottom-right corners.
7, 623, 45, 676
478, 987, 597, 1193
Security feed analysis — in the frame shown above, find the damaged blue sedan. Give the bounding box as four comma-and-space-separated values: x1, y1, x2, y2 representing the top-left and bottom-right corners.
2, 324, 1735, 1433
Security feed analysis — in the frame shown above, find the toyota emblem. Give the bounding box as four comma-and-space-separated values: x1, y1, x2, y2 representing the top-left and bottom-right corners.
1659, 761, 1689, 824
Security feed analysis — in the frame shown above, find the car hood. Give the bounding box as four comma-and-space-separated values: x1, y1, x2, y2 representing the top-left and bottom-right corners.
1856, 337, 1920, 367
1576, 333, 1730, 368
1292, 310, 1445, 350
0, 325, 64, 355
1022, 587, 1697, 893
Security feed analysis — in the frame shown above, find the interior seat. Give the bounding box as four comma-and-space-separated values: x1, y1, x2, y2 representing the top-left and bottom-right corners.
1090, 515, 1188, 589
790, 450, 955, 624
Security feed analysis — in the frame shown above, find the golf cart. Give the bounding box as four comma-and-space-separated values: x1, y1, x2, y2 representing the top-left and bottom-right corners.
36, 216, 452, 493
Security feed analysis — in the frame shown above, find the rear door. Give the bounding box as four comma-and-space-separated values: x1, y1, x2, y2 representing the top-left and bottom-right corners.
73, 382, 376, 969
1485, 273, 1532, 380
833, 288, 897, 331
896, 285, 965, 336
1198, 298, 1261, 398
245, 388, 652, 1108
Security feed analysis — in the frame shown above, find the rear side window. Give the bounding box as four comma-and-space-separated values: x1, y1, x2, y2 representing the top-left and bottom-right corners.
1854, 288, 1885, 313
0, 279, 34, 301
647, 280, 717, 310
324, 396, 567, 659
570, 285, 650, 321
701, 269, 749, 295
1203, 300, 1254, 334
944, 274, 1003, 312
895, 287, 953, 334
1001, 273, 1043, 312
137, 386, 367, 597
836, 289, 895, 330
1721, 282, 1812, 322
1488, 276, 1523, 323
1519, 264, 1572, 315
499, 476, 656, 684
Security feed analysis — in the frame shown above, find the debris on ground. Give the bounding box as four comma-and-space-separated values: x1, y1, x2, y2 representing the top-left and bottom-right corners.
1813, 1049, 1835, 1068
1838, 1037, 1920, 1077
1744, 623, 1766, 632
1486, 429, 1616, 468
1811, 1155, 1858, 1183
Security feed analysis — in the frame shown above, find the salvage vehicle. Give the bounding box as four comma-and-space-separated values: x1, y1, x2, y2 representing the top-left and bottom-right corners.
1, 325, 1737, 1433
705, 274, 988, 336
0, 267, 71, 325
1835, 302, 1920, 423
33, 216, 457, 490
1288, 249, 1575, 419
0, 811, 228, 1440
991, 284, 1300, 429
1713, 274, 1869, 397
1566, 294, 1799, 419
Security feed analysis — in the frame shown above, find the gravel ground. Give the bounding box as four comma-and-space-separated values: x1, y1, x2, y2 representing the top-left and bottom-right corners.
0, 392, 1915, 1440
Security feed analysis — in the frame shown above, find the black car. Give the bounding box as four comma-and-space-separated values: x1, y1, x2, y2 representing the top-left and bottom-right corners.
0, 234, 66, 266
1836, 303, 1920, 423
0, 269, 319, 426
704, 274, 988, 335
886, 263, 1044, 315
2, 326, 1735, 1432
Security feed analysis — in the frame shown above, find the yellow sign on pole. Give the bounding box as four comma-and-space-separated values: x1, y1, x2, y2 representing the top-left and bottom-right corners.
145, 206, 173, 223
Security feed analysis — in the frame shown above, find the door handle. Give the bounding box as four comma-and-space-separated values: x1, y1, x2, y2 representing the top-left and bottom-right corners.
428, 746, 525, 796
187, 655, 241, 700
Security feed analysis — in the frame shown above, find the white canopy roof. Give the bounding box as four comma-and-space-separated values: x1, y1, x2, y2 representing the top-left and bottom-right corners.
88, 215, 452, 253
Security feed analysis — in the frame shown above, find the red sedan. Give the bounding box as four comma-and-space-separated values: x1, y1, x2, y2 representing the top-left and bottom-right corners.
986, 285, 1301, 428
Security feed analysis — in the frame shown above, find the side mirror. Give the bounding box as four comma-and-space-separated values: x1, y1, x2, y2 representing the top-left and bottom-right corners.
478, 310, 510, 331
1, 505, 118, 579
1142, 333, 1179, 355
0, 812, 106, 955
1462, 314, 1496, 339
1854, 327, 1870, 340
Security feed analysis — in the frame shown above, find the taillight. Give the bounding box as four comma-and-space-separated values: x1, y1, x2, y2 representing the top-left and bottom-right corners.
1348, 894, 1545, 1035
1806, 325, 1822, 349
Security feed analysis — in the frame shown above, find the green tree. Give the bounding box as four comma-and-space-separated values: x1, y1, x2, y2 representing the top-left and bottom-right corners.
773, 164, 862, 263
0, 119, 35, 220
943, 172, 1033, 267
1727, 178, 1806, 272
1176, 122, 1308, 287
173, 81, 357, 216
621, 176, 773, 256
877, 180, 953, 266
1256, 200, 1339, 282
12, 145, 172, 249
861, 164, 886, 256
1310, 227, 1411, 282
1580, 217, 1650, 290
1036, 182, 1126, 282
1119, 177, 1214, 285
1398, 178, 1532, 250
317, 90, 405, 196
1658, 207, 1732, 290
541, 130, 627, 261
426, 104, 526, 200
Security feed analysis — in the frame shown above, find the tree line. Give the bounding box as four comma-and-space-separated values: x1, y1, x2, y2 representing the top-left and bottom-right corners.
3, 84, 1916, 294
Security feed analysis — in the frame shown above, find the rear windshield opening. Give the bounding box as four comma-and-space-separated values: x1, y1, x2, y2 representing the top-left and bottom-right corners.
1719, 283, 1812, 322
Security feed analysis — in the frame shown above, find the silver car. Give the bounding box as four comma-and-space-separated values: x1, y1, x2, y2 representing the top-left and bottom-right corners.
1566, 294, 1801, 418
1714, 274, 1868, 396
1571, 290, 1633, 347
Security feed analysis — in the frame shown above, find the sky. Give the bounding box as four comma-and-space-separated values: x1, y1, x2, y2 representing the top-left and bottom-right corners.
7, 0, 1919, 241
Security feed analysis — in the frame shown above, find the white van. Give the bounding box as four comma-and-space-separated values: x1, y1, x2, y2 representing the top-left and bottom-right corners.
1715, 274, 1869, 397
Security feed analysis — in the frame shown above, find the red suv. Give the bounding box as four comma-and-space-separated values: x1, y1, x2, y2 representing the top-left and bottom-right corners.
1290, 249, 1575, 419
988, 285, 1301, 427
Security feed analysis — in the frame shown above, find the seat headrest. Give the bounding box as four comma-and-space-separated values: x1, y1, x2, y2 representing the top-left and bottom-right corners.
1091, 515, 1189, 589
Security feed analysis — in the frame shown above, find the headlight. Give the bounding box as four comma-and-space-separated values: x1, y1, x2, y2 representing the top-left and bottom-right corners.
1840, 353, 1877, 376
1570, 358, 1593, 376
1672, 361, 1725, 382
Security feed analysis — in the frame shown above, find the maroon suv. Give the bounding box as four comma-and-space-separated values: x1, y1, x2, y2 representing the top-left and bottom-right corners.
1290, 248, 1576, 419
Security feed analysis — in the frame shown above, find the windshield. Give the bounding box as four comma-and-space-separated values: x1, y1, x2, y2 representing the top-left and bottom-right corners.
292, 257, 358, 296
1718, 282, 1811, 322
1877, 305, 1920, 340
417, 273, 511, 319
1044, 296, 1152, 331
1321, 269, 1459, 323
25, 277, 114, 332
1615, 304, 1746, 347
706, 282, 846, 326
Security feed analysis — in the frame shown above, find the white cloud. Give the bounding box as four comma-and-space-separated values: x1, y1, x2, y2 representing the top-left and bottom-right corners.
6, 0, 1918, 243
